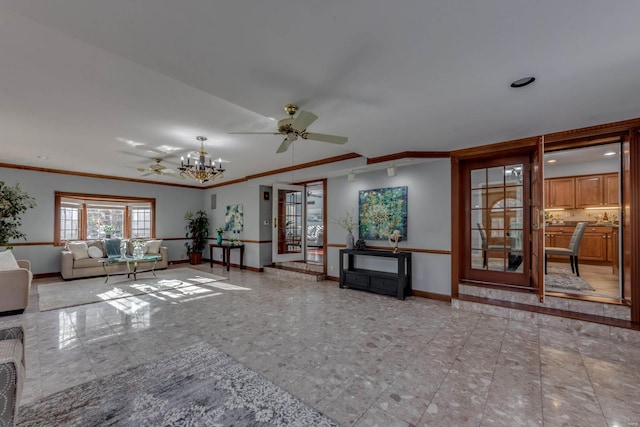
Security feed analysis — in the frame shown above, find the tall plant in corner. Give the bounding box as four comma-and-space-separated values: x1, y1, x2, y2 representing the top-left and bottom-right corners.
0, 181, 36, 249
184, 210, 209, 264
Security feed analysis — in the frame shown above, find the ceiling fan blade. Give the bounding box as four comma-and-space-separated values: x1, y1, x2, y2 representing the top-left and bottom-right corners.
140, 172, 153, 177
136, 167, 146, 172
164, 172, 184, 179
292, 110, 318, 131
276, 138, 293, 153
229, 132, 281, 135
303, 132, 348, 144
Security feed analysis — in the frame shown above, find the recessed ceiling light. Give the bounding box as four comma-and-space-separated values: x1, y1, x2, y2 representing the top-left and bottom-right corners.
546, 159, 557, 163
37, 156, 49, 160
510, 76, 535, 88
604, 151, 617, 156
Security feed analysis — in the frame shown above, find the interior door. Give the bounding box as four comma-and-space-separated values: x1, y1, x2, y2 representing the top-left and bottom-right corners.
531, 136, 545, 301
272, 183, 306, 263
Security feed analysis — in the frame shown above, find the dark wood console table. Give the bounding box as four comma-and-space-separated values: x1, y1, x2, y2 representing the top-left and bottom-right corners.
209, 243, 245, 271
339, 249, 412, 300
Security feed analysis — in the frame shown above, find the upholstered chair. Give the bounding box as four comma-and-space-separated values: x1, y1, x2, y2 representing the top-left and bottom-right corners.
0, 256, 32, 314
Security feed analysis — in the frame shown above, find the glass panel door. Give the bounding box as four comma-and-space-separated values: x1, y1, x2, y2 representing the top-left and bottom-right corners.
272, 183, 306, 263
464, 155, 530, 286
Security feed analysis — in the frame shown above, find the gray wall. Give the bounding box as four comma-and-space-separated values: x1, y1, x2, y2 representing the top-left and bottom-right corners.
1, 167, 202, 274
3, 158, 453, 295
326, 159, 452, 295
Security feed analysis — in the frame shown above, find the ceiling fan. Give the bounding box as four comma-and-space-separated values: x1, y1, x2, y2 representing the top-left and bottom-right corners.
230, 104, 348, 153
137, 158, 182, 179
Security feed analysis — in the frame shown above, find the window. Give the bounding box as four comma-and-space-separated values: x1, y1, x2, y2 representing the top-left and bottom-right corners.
54, 192, 155, 245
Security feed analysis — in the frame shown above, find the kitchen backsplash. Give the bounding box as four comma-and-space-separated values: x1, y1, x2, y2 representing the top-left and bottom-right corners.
545, 208, 620, 224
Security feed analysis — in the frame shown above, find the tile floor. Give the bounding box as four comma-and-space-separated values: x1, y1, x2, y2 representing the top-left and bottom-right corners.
2, 264, 640, 426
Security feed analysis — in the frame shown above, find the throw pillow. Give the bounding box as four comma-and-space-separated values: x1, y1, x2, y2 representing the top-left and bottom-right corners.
88, 246, 104, 259
145, 239, 162, 254
0, 250, 20, 271
67, 242, 90, 260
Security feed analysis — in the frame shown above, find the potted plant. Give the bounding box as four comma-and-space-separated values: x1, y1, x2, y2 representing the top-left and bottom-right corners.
101, 224, 115, 238
184, 210, 209, 264
0, 181, 36, 249
215, 227, 224, 245
332, 209, 357, 249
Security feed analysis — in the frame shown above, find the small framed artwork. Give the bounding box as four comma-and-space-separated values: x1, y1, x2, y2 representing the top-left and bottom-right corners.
263, 191, 270, 201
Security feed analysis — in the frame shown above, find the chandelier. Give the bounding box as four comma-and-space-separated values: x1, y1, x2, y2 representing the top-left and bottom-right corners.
179, 136, 225, 183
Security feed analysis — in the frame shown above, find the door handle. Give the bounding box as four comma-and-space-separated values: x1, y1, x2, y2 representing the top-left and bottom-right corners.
273, 217, 277, 229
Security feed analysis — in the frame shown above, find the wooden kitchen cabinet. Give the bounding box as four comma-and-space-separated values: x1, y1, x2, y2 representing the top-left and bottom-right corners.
611, 227, 619, 275
575, 175, 603, 208
546, 225, 612, 263
546, 178, 575, 208
574, 173, 619, 208
579, 227, 609, 261
604, 173, 619, 206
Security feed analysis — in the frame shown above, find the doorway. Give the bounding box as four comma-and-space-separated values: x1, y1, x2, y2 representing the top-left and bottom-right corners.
543, 142, 622, 300
272, 183, 306, 263
305, 181, 325, 265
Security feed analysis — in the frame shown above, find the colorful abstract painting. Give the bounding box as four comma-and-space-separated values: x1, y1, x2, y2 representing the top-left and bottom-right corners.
225, 204, 243, 231
359, 186, 408, 240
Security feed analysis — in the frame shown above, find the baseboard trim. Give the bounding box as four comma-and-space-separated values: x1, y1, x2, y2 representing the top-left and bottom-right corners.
326, 275, 339, 282
412, 290, 451, 302
457, 294, 639, 330
33, 272, 61, 280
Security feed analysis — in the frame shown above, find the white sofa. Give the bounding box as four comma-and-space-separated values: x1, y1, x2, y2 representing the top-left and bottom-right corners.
61, 239, 168, 280
0, 252, 32, 314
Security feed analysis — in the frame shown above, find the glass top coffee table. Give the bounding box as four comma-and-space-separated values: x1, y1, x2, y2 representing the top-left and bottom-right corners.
98, 255, 161, 283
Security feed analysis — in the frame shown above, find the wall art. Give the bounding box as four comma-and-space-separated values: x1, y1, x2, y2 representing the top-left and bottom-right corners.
359, 186, 407, 240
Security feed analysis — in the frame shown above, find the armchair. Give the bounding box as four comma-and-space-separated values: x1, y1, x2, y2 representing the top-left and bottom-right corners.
0, 259, 32, 314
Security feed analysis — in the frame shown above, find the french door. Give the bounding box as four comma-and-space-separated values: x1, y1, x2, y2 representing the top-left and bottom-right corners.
272, 183, 306, 263
462, 155, 531, 287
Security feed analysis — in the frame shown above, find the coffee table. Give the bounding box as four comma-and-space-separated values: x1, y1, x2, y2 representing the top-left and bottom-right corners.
98, 255, 161, 283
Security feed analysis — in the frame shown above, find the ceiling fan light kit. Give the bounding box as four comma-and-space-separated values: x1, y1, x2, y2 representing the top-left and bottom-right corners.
230, 104, 348, 153
179, 136, 226, 184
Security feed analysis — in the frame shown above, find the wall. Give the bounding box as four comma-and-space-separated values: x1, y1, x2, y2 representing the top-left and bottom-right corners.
202, 182, 267, 269
3, 158, 454, 291
1, 167, 203, 274
326, 160, 452, 296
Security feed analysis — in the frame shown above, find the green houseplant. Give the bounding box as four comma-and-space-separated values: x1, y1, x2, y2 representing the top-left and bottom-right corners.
184, 210, 209, 264
0, 181, 36, 249
215, 227, 224, 244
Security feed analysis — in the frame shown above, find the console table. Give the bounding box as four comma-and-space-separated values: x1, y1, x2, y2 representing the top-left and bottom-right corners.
209, 243, 245, 271
339, 249, 412, 300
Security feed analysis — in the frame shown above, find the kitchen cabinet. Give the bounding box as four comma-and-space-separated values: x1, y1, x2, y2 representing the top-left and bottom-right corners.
580, 227, 609, 261
545, 173, 619, 209
545, 225, 614, 263
612, 227, 619, 275
604, 173, 619, 206
546, 178, 575, 208
574, 173, 619, 208
575, 175, 603, 208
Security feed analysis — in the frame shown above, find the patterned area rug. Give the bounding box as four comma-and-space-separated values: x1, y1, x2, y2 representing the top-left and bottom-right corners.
38, 268, 228, 311
545, 266, 595, 291
17, 342, 338, 427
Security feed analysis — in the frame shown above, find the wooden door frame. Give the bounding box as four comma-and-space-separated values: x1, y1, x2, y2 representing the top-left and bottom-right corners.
451, 118, 640, 325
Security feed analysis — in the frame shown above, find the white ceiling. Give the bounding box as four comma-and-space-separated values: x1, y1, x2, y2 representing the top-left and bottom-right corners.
1, 1, 640, 186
